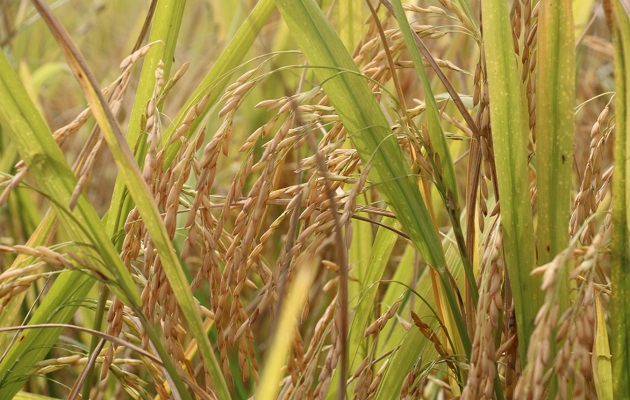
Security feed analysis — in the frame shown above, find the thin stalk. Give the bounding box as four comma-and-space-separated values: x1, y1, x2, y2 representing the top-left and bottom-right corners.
609, 0, 630, 396
81, 286, 109, 400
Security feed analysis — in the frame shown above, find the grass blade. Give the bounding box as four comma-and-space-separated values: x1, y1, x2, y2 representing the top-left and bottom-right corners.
535, 0, 575, 268
595, 296, 613, 399
609, 0, 630, 395
256, 257, 315, 400
534, 2, 574, 377
330, 217, 398, 397
480, 0, 542, 362
388, 0, 459, 211
387, 0, 478, 306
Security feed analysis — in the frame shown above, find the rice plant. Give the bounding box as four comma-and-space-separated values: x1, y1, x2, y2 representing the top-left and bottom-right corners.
0, 0, 621, 399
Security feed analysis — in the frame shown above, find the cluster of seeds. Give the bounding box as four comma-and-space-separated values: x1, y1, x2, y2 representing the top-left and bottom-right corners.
570, 100, 614, 242
461, 221, 504, 400
515, 226, 609, 399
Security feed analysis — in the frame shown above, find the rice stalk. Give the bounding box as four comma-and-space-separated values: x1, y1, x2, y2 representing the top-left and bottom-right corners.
608, 0, 630, 396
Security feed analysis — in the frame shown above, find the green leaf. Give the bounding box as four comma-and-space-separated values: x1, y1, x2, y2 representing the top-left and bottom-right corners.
389, 0, 478, 307
256, 257, 316, 400
610, 0, 630, 396
481, 0, 542, 364
595, 297, 613, 400
535, 0, 575, 267
533, 4, 575, 393
389, 0, 459, 206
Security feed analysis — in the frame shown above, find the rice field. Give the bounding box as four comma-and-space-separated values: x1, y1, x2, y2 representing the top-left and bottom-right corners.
0, 0, 623, 399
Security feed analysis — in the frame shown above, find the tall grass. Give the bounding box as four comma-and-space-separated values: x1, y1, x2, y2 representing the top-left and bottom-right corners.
0, 0, 619, 399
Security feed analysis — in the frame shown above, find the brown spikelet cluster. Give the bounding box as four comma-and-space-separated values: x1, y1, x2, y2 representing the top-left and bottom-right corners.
399, 358, 428, 399
553, 231, 608, 399
507, 0, 539, 216
570, 100, 614, 242
514, 256, 563, 399
409, 311, 456, 377
515, 226, 610, 400
71, 51, 220, 396
461, 222, 503, 400
500, 304, 520, 399
432, 0, 476, 33
281, 297, 336, 398
0, 248, 61, 314
510, 1, 539, 132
